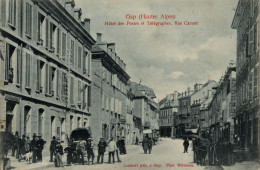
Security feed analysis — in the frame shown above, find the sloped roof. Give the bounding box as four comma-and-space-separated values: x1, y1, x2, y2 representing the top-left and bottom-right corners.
130, 82, 156, 98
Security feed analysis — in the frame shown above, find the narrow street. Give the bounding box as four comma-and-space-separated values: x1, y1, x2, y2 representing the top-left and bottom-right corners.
45, 138, 204, 170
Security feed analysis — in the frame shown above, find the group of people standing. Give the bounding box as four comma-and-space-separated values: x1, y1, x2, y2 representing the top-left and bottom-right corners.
48, 136, 126, 167
11, 131, 46, 163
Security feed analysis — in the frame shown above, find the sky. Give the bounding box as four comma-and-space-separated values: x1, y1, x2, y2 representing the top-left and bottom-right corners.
75, 0, 239, 101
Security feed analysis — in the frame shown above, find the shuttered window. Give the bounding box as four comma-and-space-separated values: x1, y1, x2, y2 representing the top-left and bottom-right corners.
61, 72, 68, 103
88, 86, 91, 107
8, 0, 16, 27
56, 69, 59, 97
78, 47, 82, 69
253, 67, 258, 97
49, 66, 53, 95
25, 53, 31, 87
4, 43, 10, 81
57, 28, 60, 54
78, 81, 81, 102
45, 19, 49, 48
61, 33, 66, 59
70, 40, 74, 65
36, 60, 41, 91
25, 3, 32, 37
83, 51, 87, 74
45, 64, 49, 93
70, 77, 74, 104
16, 48, 21, 84
83, 85, 86, 109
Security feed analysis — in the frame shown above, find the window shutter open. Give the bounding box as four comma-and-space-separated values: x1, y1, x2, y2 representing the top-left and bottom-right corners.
5, 43, 9, 81
45, 63, 49, 93
46, 19, 49, 48
36, 60, 41, 91
88, 86, 91, 107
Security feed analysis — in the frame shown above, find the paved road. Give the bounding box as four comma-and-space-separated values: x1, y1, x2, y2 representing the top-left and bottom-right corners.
46, 138, 204, 170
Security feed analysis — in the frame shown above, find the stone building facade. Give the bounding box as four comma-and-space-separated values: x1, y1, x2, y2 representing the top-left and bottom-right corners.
0, 0, 94, 155
231, 0, 259, 160
90, 33, 130, 144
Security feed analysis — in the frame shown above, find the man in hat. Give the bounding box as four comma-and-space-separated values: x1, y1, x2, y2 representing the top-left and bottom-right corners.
37, 135, 46, 162
64, 141, 74, 166
49, 136, 58, 162
30, 134, 38, 163
97, 137, 107, 164
76, 140, 85, 165
86, 138, 95, 164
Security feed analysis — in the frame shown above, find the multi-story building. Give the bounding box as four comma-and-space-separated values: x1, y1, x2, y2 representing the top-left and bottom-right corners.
207, 62, 236, 145
177, 80, 217, 137
159, 91, 179, 137
0, 0, 94, 155
90, 33, 130, 144
231, 0, 259, 160
130, 82, 159, 141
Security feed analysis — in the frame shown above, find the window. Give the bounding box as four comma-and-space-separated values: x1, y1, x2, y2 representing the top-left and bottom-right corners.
25, 3, 32, 37
56, 28, 60, 54
61, 72, 68, 103
70, 40, 74, 65
83, 51, 87, 74
253, 67, 258, 97
78, 47, 82, 69
37, 13, 44, 44
36, 60, 41, 91
25, 53, 31, 87
56, 70, 59, 97
70, 77, 74, 104
78, 81, 81, 102
16, 48, 21, 84
8, 0, 16, 27
49, 23, 56, 52
4, 43, 15, 83
61, 33, 66, 59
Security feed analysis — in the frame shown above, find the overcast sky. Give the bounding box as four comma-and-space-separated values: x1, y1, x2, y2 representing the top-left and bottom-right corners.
75, 0, 239, 101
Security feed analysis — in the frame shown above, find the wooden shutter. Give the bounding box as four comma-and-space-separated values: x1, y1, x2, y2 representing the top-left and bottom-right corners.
50, 22, 53, 49
78, 81, 81, 101
45, 63, 49, 93
49, 65, 52, 95
25, 53, 31, 87
38, 13, 41, 41
36, 60, 41, 91
70, 77, 74, 104
45, 19, 49, 48
57, 28, 60, 54
78, 47, 81, 69
83, 85, 86, 108
61, 33, 66, 58
88, 85, 91, 107
56, 69, 59, 97
5, 43, 9, 81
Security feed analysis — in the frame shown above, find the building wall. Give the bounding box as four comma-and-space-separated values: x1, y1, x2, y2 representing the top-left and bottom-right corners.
0, 0, 93, 155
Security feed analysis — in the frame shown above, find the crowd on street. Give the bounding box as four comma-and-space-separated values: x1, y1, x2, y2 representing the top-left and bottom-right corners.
10, 132, 130, 168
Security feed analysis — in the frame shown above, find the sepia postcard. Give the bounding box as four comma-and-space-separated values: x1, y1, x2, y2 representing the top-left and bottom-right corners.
0, 0, 259, 170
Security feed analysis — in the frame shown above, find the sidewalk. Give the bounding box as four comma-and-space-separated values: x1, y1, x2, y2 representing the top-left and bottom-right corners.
222, 161, 259, 170
9, 144, 140, 170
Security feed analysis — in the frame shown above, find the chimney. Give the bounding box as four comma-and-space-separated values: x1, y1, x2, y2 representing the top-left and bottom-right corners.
174, 91, 178, 100
107, 43, 115, 52
96, 33, 102, 42
82, 18, 90, 33
187, 87, 191, 95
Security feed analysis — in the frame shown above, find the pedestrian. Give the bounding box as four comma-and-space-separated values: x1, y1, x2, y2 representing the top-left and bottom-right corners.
25, 136, 31, 153
30, 134, 38, 163
49, 136, 58, 162
11, 131, 18, 157
97, 137, 107, 164
121, 137, 127, 154
135, 137, 139, 145
54, 142, 63, 167
116, 136, 122, 154
64, 142, 74, 166
76, 140, 85, 165
20, 135, 27, 161
183, 138, 189, 153
107, 137, 116, 164
86, 138, 95, 164
37, 135, 46, 162
148, 137, 153, 154
142, 136, 149, 154
115, 138, 121, 162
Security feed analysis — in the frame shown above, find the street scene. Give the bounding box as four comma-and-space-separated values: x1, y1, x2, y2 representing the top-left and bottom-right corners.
0, 0, 259, 170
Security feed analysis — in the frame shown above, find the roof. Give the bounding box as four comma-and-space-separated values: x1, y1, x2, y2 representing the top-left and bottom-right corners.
130, 82, 156, 98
